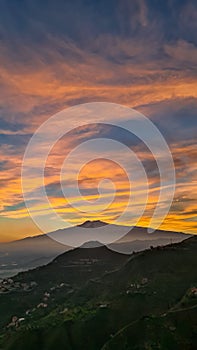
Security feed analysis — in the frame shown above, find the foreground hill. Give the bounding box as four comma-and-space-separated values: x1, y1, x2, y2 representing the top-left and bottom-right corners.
0, 235, 196, 349
0, 221, 190, 278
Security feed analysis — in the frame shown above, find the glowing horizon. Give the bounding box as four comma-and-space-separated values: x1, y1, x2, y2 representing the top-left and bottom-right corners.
0, 0, 197, 242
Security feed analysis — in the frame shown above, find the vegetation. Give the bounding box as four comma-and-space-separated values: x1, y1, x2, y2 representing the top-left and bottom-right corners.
0, 236, 197, 349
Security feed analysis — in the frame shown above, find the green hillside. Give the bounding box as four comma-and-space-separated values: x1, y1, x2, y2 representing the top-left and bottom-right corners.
0, 236, 197, 349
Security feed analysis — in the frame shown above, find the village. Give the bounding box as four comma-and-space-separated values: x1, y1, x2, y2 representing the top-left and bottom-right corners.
0, 278, 37, 294
3, 273, 197, 332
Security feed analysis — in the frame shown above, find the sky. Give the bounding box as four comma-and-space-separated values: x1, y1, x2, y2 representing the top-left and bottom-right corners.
0, 0, 197, 242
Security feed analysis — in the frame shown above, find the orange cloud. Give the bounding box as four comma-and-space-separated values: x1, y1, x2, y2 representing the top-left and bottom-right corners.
0, 31, 197, 241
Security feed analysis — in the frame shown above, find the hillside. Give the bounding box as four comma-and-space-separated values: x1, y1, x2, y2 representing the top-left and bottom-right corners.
0, 235, 197, 349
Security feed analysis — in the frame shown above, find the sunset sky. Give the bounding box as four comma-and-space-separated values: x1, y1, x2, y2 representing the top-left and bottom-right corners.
0, 0, 197, 242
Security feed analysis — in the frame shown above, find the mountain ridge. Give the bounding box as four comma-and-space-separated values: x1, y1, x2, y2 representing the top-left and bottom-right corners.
0, 221, 192, 278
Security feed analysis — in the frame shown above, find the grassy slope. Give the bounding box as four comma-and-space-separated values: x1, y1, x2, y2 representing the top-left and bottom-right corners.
102, 308, 197, 350
0, 236, 197, 349
0, 245, 128, 329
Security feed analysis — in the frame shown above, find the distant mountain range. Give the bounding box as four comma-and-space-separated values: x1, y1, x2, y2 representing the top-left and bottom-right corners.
0, 220, 191, 278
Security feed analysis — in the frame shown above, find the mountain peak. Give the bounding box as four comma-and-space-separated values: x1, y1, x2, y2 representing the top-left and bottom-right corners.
77, 220, 108, 228
80, 240, 104, 248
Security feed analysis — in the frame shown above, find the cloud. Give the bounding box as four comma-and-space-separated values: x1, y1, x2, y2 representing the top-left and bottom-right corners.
164, 40, 197, 67
0, 0, 197, 239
